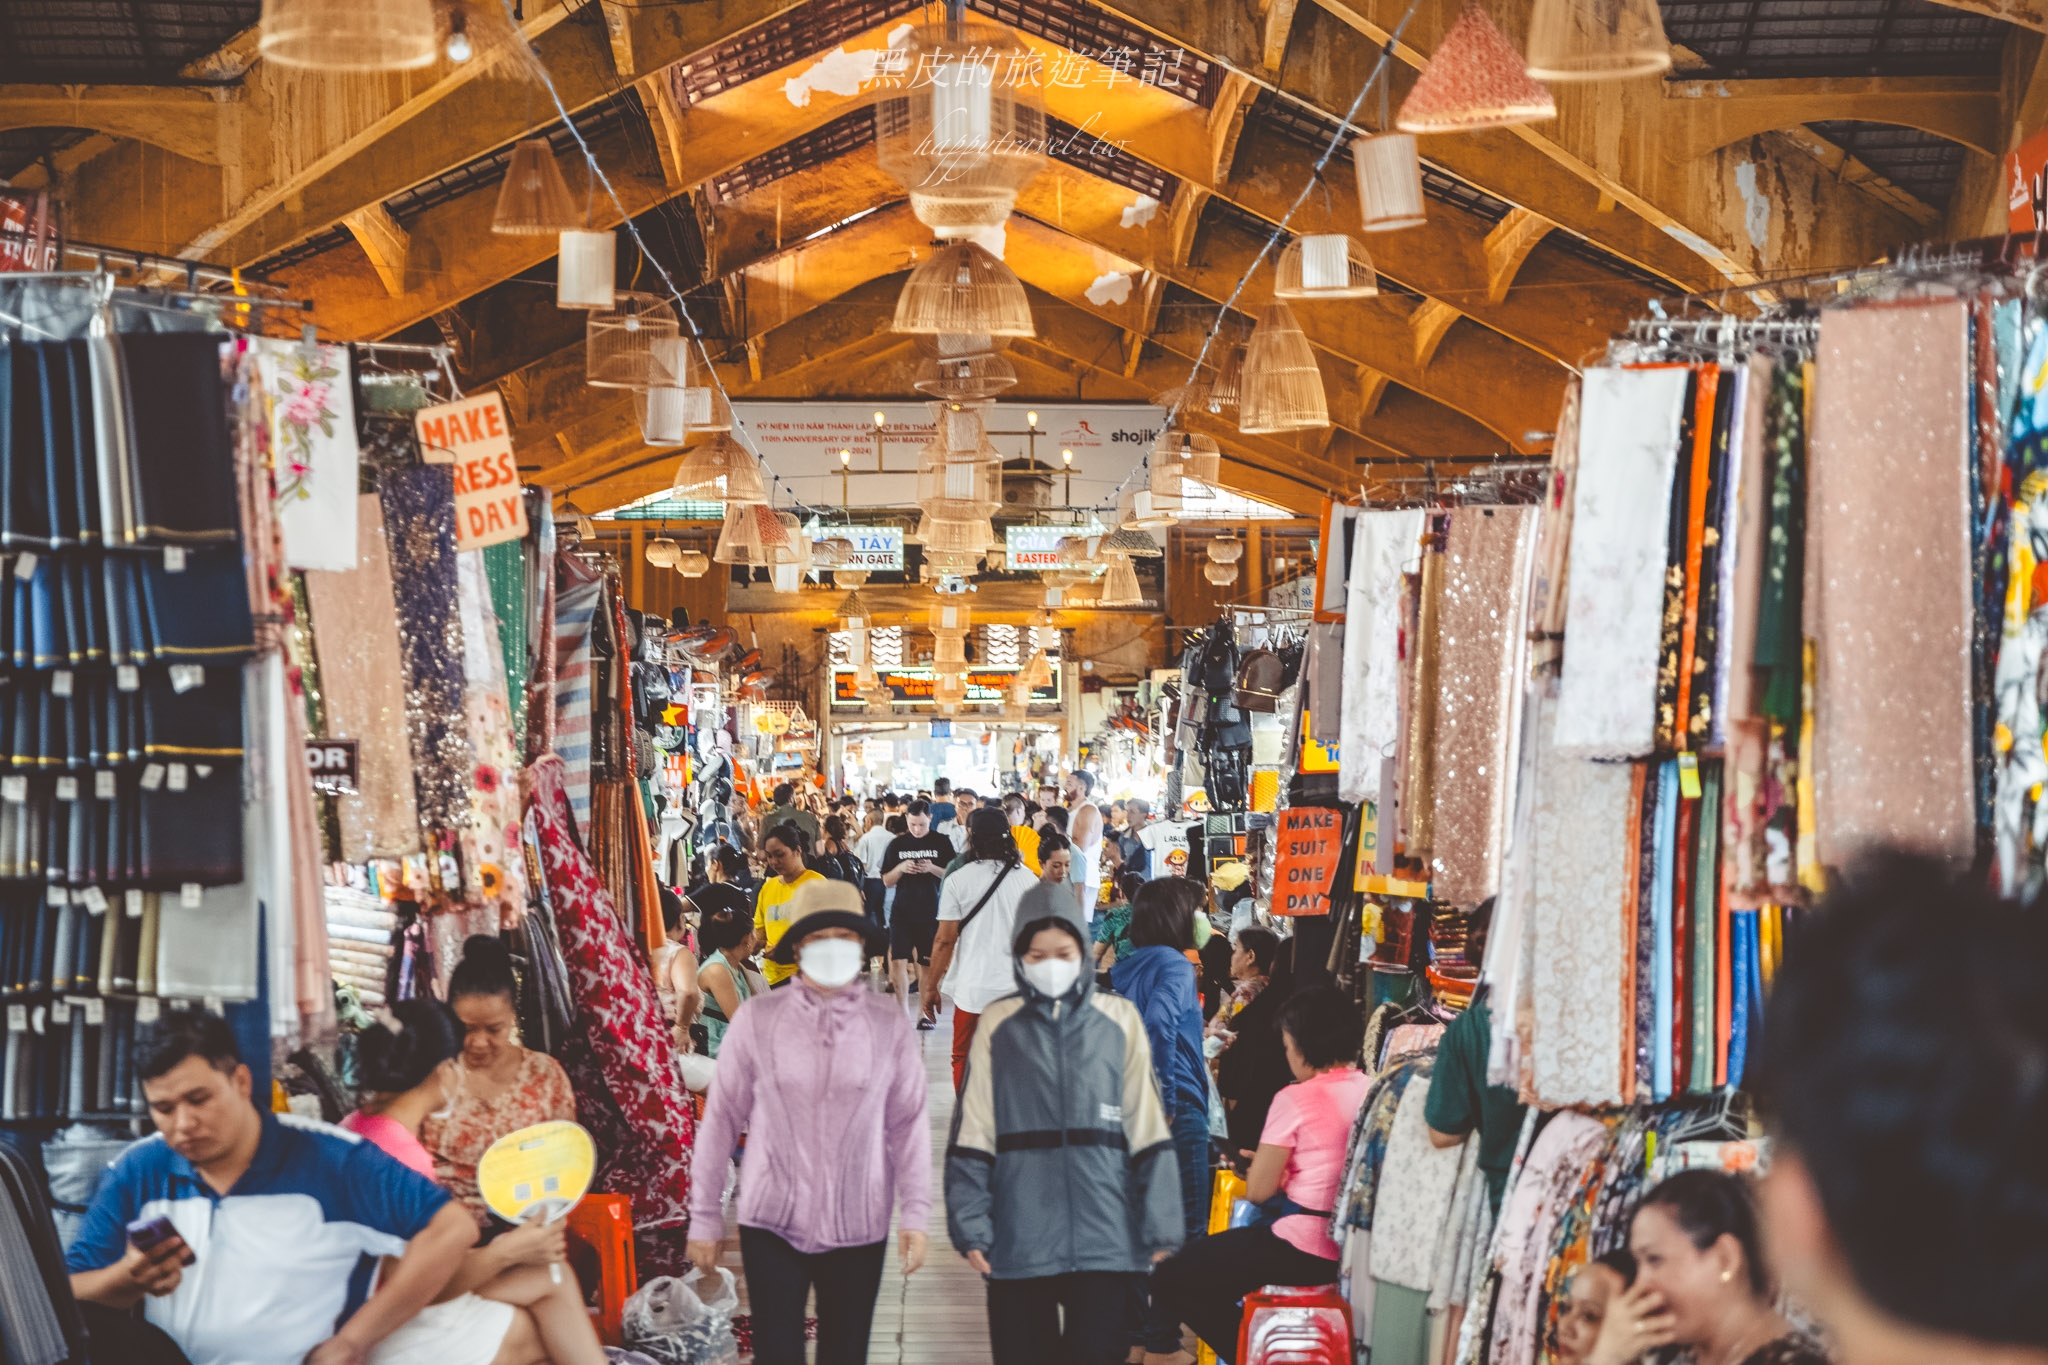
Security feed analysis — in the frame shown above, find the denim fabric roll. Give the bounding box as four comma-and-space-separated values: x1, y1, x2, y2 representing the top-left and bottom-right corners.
6, 345, 54, 548
56, 555, 84, 666
139, 758, 242, 886
113, 556, 149, 665
27, 559, 57, 668
48, 899, 75, 993
140, 667, 244, 760
140, 543, 255, 661
48, 340, 88, 545
120, 333, 238, 546
10, 567, 29, 669
61, 339, 102, 544
379, 466, 474, 830
94, 996, 117, 1110
73, 556, 105, 663
87, 335, 134, 545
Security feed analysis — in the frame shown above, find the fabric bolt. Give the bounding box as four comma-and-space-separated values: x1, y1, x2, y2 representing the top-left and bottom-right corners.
1486, 1110, 1608, 1365
1402, 548, 1443, 856
1527, 379, 1581, 674
1427, 506, 1534, 905
1427, 1140, 1483, 1311
1370, 1280, 1431, 1365
526, 754, 695, 1234
1368, 1073, 1468, 1291
1524, 689, 1635, 1107
1996, 324, 2048, 895
120, 332, 239, 546
1809, 302, 1975, 868
1650, 761, 1678, 1102
553, 558, 602, 830
85, 335, 135, 548
1673, 368, 1724, 748
304, 495, 422, 860
1714, 361, 1769, 748
455, 551, 526, 924
379, 466, 474, 833
1339, 510, 1426, 805
1554, 367, 1690, 757
1484, 676, 1545, 1090
481, 539, 530, 753
253, 339, 359, 572
1308, 621, 1344, 747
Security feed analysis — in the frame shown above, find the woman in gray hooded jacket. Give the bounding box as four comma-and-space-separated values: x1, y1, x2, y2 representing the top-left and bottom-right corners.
945, 904, 1186, 1365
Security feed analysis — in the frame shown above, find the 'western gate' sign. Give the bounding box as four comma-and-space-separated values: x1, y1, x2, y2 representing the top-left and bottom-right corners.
1271, 806, 1343, 916
414, 393, 529, 551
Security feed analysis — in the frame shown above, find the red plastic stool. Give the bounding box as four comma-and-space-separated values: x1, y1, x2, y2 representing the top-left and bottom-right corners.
1235, 1284, 1352, 1365
565, 1194, 636, 1346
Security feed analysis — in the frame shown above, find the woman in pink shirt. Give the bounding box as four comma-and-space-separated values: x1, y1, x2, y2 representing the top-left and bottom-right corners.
342, 1000, 605, 1365
1151, 987, 1368, 1365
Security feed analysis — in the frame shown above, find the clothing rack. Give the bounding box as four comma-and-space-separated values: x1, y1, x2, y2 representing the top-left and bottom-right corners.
1364, 459, 1551, 509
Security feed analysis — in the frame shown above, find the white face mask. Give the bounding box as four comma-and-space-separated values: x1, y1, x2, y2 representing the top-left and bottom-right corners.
1022, 955, 1082, 998
798, 937, 865, 989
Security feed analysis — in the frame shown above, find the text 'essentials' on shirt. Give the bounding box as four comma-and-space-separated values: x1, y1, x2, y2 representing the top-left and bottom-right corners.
67, 1112, 452, 1365
882, 833, 955, 923
1261, 1066, 1371, 1261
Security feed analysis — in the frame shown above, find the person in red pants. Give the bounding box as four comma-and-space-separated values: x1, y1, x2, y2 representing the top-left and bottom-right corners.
924, 808, 1035, 1087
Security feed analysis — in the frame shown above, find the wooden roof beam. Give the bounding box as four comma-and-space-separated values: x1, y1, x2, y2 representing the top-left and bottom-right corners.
1660, 74, 2003, 160
1923, 0, 2047, 30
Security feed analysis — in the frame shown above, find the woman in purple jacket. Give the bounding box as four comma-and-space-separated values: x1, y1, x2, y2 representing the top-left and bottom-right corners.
685, 881, 932, 1365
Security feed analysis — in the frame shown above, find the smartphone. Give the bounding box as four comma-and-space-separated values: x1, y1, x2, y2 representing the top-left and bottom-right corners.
126, 1214, 195, 1265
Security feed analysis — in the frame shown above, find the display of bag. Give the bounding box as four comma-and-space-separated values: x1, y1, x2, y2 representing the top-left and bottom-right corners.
623, 1267, 741, 1365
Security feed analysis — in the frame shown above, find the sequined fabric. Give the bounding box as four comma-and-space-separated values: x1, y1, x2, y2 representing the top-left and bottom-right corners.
303, 495, 423, 860
1401, 547, 1443, 858
1808, 302, 1975, 868
379, 466, 475, 834
1428, 506, 1534, 905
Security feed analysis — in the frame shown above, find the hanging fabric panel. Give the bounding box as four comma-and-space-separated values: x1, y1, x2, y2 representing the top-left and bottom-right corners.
1553, 367, 1690, 758
1808, 301, 1974, 869
1339, 509, 1425, 806
253, 338, 361, 573
1427, 505, 1534, 906
553, 557, 603, 831
379, 466, 475, 833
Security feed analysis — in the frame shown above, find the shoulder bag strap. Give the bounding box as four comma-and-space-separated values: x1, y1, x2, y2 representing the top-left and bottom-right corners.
955, 861, 1018, 934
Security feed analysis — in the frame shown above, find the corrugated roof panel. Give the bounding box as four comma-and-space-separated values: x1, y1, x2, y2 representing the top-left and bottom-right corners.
0, 1, 258, 83
1661, 0, 2008, 78
1808, 119, 1970, 207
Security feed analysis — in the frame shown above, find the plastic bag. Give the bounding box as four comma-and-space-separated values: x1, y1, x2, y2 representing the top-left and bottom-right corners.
622, 1267, 740, 1365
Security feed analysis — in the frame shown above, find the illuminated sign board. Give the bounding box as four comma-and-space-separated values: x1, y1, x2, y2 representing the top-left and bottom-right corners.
831, 666, 1061, 708
835, 525, 904, 570
1005, 525, 1069, 571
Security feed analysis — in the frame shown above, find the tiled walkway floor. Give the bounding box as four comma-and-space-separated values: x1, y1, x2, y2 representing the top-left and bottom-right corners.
704, 993, 994, 1364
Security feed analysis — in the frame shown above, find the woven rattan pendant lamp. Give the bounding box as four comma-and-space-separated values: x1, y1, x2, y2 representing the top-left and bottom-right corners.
645, 536, 682, 568
895, 241, 1034, 337
557, 230, 616, 310
713, 503, 787, 567
1239, 302, 1330, 434
587, 292, 681, 389
1204, 559, 1241, 586
671, 434, 769, 505
675, 548, 711, 578
1151, 429, 1222, 514
1398, 3, 1558, 133
493, 141, 582, 235
875, 16, 1047, 237
1097, 554, 1145, 608
260, 0, 437, 69
1525, 0, 1671, 79
1276, 235, 1379, 300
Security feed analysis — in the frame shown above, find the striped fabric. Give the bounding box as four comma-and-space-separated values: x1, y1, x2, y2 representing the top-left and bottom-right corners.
553, 569, 603, 831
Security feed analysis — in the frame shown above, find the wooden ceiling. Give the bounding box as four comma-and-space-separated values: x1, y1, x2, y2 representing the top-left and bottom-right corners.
1, 0, 2036, 518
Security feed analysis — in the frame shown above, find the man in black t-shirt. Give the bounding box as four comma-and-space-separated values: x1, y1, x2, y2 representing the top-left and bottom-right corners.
881, 799, 954, 1025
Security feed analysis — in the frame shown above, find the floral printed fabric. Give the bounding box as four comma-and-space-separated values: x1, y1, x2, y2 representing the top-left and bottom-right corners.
1368, 1073, 1469, 1292
526, 754, 696, 1236
253, 339, 359, 572
421, 1047, 578, 1225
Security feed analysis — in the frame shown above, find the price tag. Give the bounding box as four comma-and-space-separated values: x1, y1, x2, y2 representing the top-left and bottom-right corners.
30, 1006, 44, 1036
6, 1005, 25, 1032
95, 770, 116, 800
139, 763, 165, 791
169, 665, 204, 694
45, 885, 66, 907
83, 998, 104, 1026
14, 551, 38, 581
164, 546, 187, 573
54, 776, 77, 802
52, 999, 70, 1025
125, 888, 144, 918
181, 882, 202, 908
136, 996, 160, 1024
167, 763, 189, 792
117, 665, 139, 692
1677, 751, 1703, 800
50, 669, 73, 698
1, 776, 28, 803
203, 995, 225, 1016
81, 886, 107, 914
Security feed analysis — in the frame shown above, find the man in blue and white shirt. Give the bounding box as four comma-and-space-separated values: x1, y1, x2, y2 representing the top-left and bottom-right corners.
68, 1012, 482, 1365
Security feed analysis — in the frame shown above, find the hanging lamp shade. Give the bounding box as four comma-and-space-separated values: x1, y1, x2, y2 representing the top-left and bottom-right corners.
645, 536, 682, 568
1151, 428, 1222, 514
1097, 554, 1145, 607
557, 230, 617, 310
812, 537, 856, 571
1118, 488, 1176, 531
914, 352, 1019, 399
1275, 234, 1380, 300
675, 548, 711, 578
834, 568, 870, 589
1204, 559, 1241, 586
837, 590, 875, 632
1207, 536, 1245, 564
637, 338, 692, 444
933, 631, 969, 666
670, 435, 769, 505
587, 292, 681, 389
927, 601, 975, 636
1238, 302, 1330, 434
259, 0, 437, 70
712, 503, 790, 568
916, 446, 1004, 517
894, 241, 1034, 337
1100, 527, 1164, 558
1397, 3, 1558, 133
493, 141, 582, 235
1525, 0, 1671, 79
1354, 133, 1428, 232
922, 548, 985, 579
1020, 649, 1053, 689
875, 17, 1047, 237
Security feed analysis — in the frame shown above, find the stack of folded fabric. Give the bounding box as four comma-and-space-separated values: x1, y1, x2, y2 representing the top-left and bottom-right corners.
325, 884, 397, 1007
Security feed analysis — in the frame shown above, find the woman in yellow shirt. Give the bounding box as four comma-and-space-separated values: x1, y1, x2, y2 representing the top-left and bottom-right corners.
753, 822, 825, 987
